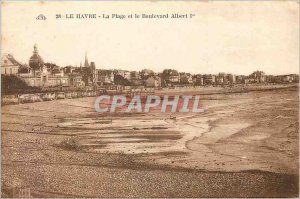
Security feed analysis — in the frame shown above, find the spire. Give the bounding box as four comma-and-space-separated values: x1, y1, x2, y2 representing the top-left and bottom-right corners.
33, 44, 38, 54
84, 51, 89, 67
79, 62, 82, 72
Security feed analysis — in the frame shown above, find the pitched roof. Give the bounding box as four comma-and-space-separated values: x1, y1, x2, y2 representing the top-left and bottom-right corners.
1, 54, 22, 67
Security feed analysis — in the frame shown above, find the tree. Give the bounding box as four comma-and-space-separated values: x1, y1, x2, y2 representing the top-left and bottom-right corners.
114, 74, 132, 86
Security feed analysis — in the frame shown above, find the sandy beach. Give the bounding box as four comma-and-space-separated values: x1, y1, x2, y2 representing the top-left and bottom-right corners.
1, 86, 299, 197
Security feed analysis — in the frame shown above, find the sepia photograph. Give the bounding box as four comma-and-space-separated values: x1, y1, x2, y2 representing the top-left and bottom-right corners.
1, 1, 299, 198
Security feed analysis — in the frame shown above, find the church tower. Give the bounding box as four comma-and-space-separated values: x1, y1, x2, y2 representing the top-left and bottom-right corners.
84, 51, 89, 67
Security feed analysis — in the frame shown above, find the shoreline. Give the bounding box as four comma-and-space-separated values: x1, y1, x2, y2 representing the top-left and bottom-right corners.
2, 87, 298, 197
2, 83, 298, 104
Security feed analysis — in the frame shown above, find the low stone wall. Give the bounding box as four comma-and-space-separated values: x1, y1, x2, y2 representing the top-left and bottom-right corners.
1, 91, 97, 106
156, 83, 298, 95
2, 83, 297, 106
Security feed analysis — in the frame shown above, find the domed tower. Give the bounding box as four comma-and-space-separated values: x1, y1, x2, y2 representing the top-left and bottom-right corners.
29, 44, 44, 71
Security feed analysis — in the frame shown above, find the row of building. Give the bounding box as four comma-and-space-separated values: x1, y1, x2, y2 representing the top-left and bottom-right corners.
1, 44, 299, 90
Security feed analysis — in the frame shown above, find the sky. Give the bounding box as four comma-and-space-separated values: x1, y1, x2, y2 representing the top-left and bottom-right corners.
1, 1, 299, 75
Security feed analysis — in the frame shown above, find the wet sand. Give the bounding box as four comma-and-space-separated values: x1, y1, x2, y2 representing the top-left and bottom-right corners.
1, 87, 299, 197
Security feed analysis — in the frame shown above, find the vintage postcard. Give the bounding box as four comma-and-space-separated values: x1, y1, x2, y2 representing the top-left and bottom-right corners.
1, 0, 299, 198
